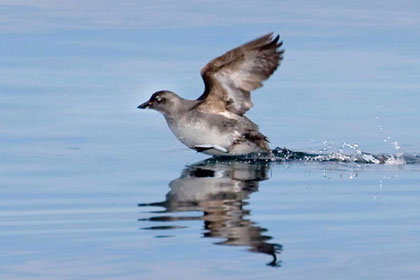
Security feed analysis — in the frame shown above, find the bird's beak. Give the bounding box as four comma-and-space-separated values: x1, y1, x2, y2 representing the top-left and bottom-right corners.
137, 100, 152, 109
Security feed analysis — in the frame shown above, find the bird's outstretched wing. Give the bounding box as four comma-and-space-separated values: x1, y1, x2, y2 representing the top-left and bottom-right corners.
196, 33, 284, 116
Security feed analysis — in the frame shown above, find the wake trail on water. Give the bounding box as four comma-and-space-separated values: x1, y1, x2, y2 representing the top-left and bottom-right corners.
216, 145, 420, 165
270, 147, 420, 165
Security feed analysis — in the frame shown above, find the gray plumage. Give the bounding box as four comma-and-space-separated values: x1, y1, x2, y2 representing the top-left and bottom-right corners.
138, 33, 284, 156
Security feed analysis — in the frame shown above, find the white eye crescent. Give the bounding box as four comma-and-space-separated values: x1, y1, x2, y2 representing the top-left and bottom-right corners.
156, 96, 162, 103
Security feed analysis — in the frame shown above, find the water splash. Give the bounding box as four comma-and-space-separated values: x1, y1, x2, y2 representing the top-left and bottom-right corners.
383, 141, 406, 165
218, 147, 420, 165
271, 147, 388, 164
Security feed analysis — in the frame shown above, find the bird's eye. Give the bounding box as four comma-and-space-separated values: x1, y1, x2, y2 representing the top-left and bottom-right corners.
155, 96, 162, 103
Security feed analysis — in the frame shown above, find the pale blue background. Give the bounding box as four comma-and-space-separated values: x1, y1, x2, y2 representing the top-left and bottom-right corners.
1, 1, 420, 279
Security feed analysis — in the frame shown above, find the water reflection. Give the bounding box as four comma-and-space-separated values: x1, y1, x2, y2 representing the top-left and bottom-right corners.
138, 158, 282, 266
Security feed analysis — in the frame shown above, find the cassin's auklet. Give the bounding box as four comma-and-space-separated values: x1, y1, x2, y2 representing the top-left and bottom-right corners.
138, 33, 284, 156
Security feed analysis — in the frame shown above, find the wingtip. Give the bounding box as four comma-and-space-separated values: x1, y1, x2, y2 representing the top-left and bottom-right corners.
259, 33, 282, 51
271, 34, 284, 54
272, 34, 282, 46
264, 32, 277, 43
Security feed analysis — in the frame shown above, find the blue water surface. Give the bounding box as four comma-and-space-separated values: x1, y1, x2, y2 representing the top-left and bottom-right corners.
1, 1, 420, 279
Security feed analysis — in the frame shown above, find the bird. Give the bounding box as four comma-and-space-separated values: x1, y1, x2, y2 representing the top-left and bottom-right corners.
138, 33, 284, 156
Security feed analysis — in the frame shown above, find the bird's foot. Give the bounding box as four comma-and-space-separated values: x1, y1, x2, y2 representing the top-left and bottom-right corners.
194, 144, 228, 153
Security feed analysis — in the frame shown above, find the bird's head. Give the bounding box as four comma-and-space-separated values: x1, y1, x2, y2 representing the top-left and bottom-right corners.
137, 90, 181, 116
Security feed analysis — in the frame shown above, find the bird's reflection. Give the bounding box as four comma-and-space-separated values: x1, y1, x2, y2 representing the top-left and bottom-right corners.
138, 158, 282, 267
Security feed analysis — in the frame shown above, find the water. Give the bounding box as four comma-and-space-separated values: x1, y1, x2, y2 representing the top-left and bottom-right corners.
204, 147, 420, 165
1, 1, 420, 279
2, 146, 420, 279
136, 159, 420, 277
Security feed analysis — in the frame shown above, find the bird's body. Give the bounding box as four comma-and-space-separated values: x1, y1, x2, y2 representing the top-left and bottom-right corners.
138, 33, 284, 156
165, 102, 268, 156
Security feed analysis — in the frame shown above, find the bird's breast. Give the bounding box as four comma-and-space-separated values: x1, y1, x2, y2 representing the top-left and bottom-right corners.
165, 116, 237, 149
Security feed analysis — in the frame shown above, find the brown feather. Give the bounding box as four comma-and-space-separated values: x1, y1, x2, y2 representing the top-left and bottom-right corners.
197, 33, 284, 116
